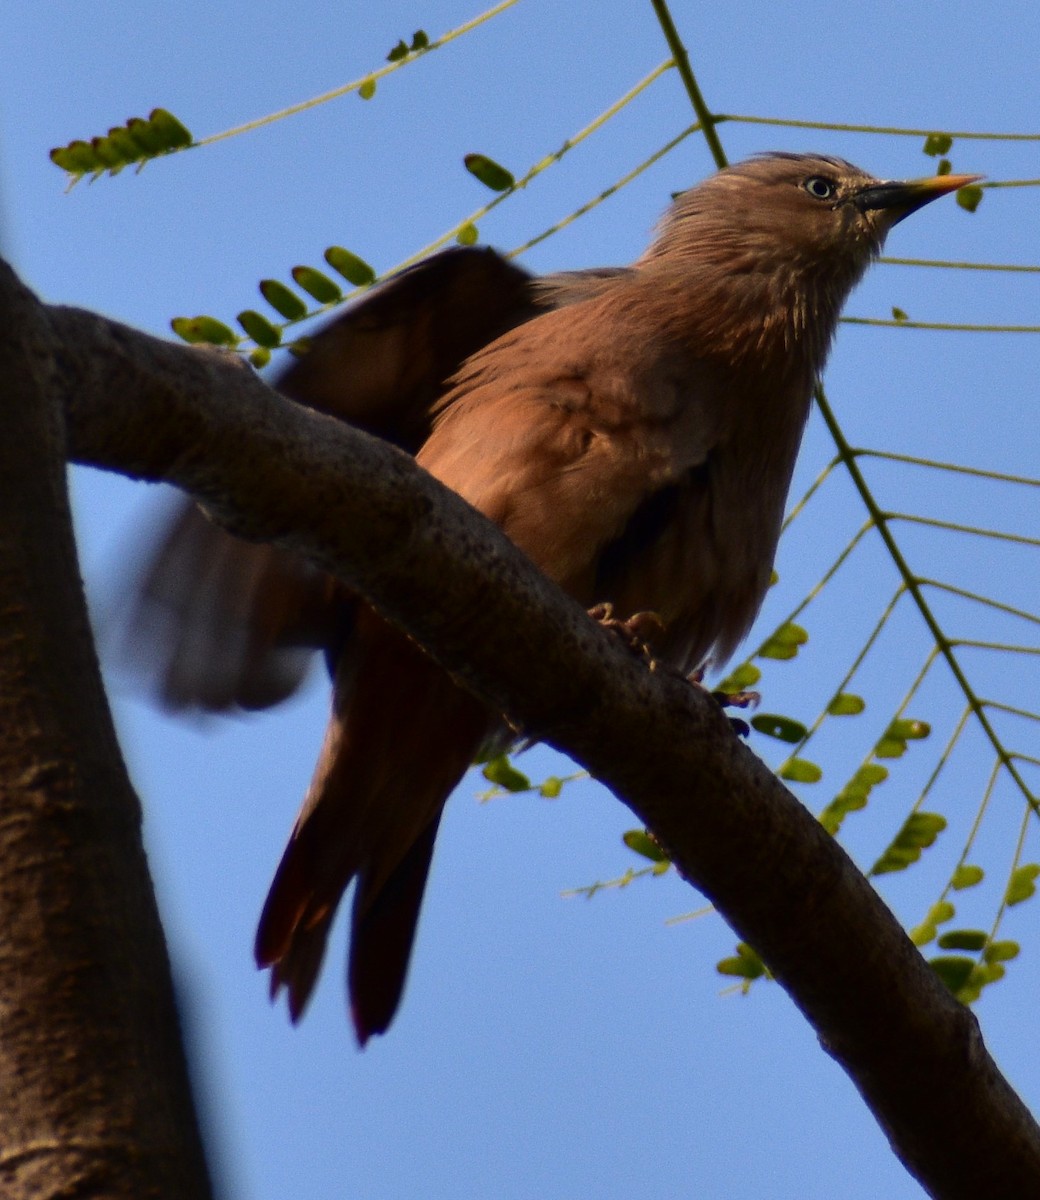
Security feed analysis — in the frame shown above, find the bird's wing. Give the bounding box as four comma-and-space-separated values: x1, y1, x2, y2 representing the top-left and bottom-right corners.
418, 281, 733, 669
115, 247, 549, 712
276, 245, 541, 449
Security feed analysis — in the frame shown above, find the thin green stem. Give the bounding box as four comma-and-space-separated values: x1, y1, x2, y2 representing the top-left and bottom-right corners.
509, 121, 700, 258
886, 513, 1040, 550
842, 317, 1040, 333
196, 0, 522, 147
814, 384, 1039, 818
881, 257, 1040, 274
648, 0, 728, 168
855, 450, 1040, 489
918, 581, 1040, 628
716, 113, 1040, 141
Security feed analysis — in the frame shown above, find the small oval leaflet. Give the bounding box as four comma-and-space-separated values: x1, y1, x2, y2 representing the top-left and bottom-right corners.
716, 943, 766, 982
464, 153, 516, 193
622, 830, 668, 864
260, 280, 308, 321
956, 184, 984, 213
929, 955, 975, 994
983, 940, 1020, 964
922, 132, 954, 157
237, 310, 281, 348
717, 662, 761, 692
170, 315, 237, 347
1006, 863, 1040, 906
951, 864, 984, 891
750, 714, 806, 743
324, 247, 376, 287
779, 758, 822, 784
481, 754, 530, 793
936, 929, 988, 952
292, 266, 343, 304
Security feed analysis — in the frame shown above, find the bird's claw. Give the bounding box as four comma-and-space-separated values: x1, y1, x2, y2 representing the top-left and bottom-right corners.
588, 604, 665, 665
710, 686, 759, 738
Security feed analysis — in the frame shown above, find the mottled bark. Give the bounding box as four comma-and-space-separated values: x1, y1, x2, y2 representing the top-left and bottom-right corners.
0, 263, 212, 1198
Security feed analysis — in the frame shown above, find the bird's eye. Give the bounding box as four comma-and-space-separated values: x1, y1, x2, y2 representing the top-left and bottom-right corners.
803, 176, 837, 201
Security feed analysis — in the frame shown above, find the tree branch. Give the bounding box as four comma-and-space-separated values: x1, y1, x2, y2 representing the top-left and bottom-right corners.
5, 257, 1039, 1197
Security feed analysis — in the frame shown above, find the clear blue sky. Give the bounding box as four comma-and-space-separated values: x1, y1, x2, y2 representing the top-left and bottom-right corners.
3, 3, 1038, 1197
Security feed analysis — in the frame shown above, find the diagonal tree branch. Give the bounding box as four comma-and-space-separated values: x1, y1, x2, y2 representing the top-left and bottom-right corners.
4, 255, 1040, 1197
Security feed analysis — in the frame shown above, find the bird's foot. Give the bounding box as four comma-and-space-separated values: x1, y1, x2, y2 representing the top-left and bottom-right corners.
588, 604, 665, 665
682, 668, 759, 736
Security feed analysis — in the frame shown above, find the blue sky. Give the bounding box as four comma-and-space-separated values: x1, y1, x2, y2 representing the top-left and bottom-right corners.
3, 2, 1038, 1197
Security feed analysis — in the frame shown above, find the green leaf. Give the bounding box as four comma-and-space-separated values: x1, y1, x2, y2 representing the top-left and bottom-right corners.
956, 184, 983, 213
456, 222, 479, 246
481, 754, 530, 793
623, 829, 668, 863
126, 115, 167, 154
249, 346, 271, 369
956, 962, 1005, 1005
779, 758, 822, 784
237, 310, 281, 348
930, 955, 975, 993
170, 315, 238, 346
886, 718, 930, 741
871, 812, 946, 875
411, 30, 430, 50
105, 125, 145, 163
750, 714, 806, 743
856, 764, 889, 786
259, 279, 308, 320
716, 943, 765, 981
324, 246, 376, 286
89, 135, 126, 169
1006, 863, 1040, 906
874, 736, 907, 759
891, 307, 908, 322
358, 77, 376, 100
149, 107, 193, 149
758, 622, 808, 660
818, 762, 891, 835
716, 662, 761, 692
386, 38, 409, 61
50, 139, 101, 174
464, 153, 516, 192
936, 159, 952, 176
49, 107, 193, 181
539, 777, 562, 799
910, 900, 956, 946
984, 940, 1019, 964
922, 133, 953, 157
937, 929, 988, 952
951, 864, 984, 890
827, 693, 865, 717
291, 265, 342, 303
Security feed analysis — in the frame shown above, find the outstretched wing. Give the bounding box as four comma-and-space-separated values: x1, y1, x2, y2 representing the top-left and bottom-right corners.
116, 247, 545, 711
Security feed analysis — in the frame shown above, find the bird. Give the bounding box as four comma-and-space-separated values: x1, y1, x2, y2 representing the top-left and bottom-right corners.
124, 153, 976, 1044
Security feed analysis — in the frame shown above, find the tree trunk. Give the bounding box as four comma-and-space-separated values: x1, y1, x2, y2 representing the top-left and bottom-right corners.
0, 265, 212, 1197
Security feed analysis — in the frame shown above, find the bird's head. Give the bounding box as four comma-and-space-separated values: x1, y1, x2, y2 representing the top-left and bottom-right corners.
651, 151, 979, 280
641, 152, 980, 367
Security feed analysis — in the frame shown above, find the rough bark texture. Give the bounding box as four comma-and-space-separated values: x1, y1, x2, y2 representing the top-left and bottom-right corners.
3, 256, 1039, 1197
0, 264, 213, 1197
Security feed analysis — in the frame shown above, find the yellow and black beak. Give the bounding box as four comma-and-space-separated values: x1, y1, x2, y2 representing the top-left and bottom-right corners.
852, 172, 983, 225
